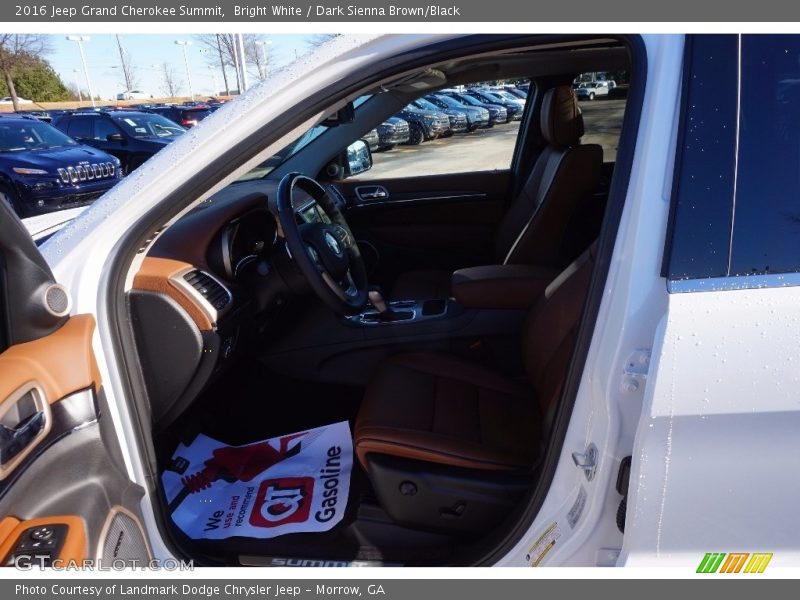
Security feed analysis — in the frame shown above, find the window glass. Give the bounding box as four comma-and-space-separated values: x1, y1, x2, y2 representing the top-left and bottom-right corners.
730, 35, 800, 275
356, 82, 528, 180
66, 117, 94, 140
93, 119, 120, 141
666, 35, 739, 280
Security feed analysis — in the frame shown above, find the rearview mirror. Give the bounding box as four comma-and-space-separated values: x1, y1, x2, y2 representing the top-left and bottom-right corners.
344, 140, 372, 177
322, 102, 355, 127
106, 133, 125, 142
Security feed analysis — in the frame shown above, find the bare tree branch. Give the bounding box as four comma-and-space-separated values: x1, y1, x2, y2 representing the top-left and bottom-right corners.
159, 62, 181, 98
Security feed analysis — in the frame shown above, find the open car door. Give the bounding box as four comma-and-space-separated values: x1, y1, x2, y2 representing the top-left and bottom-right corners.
0, 199, 151, 569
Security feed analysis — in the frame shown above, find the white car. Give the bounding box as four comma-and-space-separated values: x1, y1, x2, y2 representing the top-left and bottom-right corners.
0, 33, 796, 571
575, 81, 615, 100
116, 90, 150, 100
0, 96, 33, 104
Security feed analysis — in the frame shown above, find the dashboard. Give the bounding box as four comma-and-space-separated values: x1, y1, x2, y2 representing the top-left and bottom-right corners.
129, 180, 346, 427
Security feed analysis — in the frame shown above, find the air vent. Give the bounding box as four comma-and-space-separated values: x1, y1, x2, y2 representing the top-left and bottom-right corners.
183, 270, 231, 311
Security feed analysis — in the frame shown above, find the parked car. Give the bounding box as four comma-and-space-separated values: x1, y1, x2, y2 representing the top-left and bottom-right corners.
0, 114, 121, 217
501, 86, 528, 100
116, 90, 151, 101
145, 104, 213, 128
444, 91, 508, 125
15, 110, 52, 123
426, 94, 490, 130
488, 87, 528, 108
575, 80, 615, 100
397, 105, 451, 144
5, 33, 800, 573
410, 97, 468, 135
0, 96, 32, 105
376, 116, 410, 150
361, 128, 380, 152
465, 89, 524, 120
52, 110, 185, 175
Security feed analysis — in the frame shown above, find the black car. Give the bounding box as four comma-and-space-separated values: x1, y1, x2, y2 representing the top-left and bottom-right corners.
376, 117, 410, 150
53, 110, 185, 175
444, 92, 508, 125
410, 97, 468, 135
465, 89, 524, 120
396, 105, 451, 145
0, 114, 121, 217
146, 104, 213, 128
425, 94, 490, 130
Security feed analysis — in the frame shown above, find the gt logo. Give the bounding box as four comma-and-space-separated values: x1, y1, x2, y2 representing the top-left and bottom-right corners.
250, 477, 314, 527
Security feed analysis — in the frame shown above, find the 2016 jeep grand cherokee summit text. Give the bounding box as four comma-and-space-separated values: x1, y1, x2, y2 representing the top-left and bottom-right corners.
0, 34, 798, 569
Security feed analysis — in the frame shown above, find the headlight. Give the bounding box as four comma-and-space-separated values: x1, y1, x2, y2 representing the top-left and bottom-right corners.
12, 167, 49, 175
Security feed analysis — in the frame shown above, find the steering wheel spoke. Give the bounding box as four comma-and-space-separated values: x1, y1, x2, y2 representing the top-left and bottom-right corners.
276, 173, 368, 315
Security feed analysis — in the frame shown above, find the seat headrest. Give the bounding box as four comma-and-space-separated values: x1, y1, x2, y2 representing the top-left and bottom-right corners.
540, 86, 584, 147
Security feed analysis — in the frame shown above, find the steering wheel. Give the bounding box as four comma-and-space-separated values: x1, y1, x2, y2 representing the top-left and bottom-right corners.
276, 173, 368, 315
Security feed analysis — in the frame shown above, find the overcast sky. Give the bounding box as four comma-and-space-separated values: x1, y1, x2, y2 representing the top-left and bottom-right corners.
46, 34, 316, 100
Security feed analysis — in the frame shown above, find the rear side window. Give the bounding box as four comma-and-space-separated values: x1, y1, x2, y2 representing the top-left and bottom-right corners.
667, 34, 800, 280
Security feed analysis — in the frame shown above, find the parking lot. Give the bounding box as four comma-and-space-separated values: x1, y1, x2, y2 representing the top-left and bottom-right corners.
365, 98, 626, 180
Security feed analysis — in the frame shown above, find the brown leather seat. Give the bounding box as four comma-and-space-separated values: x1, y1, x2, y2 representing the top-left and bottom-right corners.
390, 86, 602, 301
355, 242, 596, 473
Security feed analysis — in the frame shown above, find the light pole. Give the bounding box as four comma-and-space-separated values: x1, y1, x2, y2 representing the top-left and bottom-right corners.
208, 66, 219, 97
66, 36, 95, 107
254, 40, 272, 79
174, 40, 194, 101
72, 68, 83, 104
236, 33, 248, 93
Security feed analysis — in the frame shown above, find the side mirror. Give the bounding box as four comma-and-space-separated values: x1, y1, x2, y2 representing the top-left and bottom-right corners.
322, 102, 355, 127
343, 140, 372, 177
106, 133, 125, 142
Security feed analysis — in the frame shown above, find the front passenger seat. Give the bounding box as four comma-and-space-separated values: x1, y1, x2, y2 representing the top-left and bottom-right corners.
390, 86, 602, 301
356, 243, 597, 532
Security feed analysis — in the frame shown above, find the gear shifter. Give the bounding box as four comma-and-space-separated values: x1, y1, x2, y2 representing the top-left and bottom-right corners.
365, 285, 414, 323
368, 286, 389, 315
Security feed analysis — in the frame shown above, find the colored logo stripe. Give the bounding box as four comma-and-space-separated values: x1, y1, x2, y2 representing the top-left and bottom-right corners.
744, 553, 773, 573
697, 552, 772, 573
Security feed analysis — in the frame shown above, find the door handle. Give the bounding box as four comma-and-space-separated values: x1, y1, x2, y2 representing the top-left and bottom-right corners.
0, 411, 46, 466
0, 382, 52, 478
355, 185, 389, 202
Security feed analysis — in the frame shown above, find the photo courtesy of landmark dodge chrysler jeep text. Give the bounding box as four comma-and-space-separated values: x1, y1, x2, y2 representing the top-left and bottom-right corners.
0, 34, 798, 569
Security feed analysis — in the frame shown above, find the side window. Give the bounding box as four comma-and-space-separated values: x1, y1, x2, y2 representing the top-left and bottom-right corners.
356, 81, 530, 180
574, 72, 628, 163
667, 34, 800, 281
93, 119, 120, 141
67, 118, 94, 140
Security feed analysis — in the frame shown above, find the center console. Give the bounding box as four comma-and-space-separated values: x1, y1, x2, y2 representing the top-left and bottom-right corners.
347, 297, 453, 326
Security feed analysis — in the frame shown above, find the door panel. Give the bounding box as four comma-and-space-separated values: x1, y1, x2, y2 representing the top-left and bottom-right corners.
340, 171, 510, 284
0, 199, 150, 568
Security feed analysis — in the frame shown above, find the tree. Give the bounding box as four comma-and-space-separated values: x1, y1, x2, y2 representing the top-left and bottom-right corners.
159, 62, 181, 98
0, 34, 51, 110
307, 34, 341, 50
196, 34, 270, 93
0, 56, 70, 102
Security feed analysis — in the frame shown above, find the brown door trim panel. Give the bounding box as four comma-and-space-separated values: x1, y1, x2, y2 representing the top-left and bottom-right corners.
0, 315, 101, 406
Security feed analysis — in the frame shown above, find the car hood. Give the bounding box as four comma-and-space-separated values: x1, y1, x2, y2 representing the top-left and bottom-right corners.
3, 145, 117, 169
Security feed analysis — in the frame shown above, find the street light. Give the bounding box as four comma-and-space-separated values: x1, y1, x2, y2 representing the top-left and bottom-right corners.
254, 40, 273, 79
66, 35, 95, 107
174, 40, 194, 101
72, 68, 83, 104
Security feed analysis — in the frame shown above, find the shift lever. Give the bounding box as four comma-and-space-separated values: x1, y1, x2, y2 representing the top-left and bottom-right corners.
368, 286, 389, 315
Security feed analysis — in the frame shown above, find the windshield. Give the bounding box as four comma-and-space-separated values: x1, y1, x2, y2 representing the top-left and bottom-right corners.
494, 90, 518, 101
113, 114, 185, 138
412, 98, 442, 112
458, 94, 487, 107
432, 95, 468, 109
237, 125, 328, 181
0, 121, 78, 152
